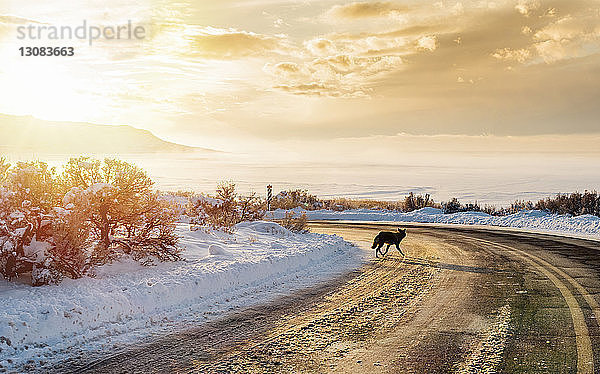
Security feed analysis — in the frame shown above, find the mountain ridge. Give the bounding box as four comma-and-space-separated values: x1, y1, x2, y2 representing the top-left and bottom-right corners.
0, 114, 214, 154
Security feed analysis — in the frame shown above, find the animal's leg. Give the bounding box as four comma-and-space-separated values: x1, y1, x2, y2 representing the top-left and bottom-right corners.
396, 242, 405, 256
381, 243, 390, 257
375, 242, 385, 257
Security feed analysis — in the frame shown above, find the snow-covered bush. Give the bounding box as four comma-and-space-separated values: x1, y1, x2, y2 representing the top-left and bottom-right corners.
60, 157, 182, 266
0, 157, 182, 285
189, 182, 265, 232
0, 161, 57, 283
41, 204, 93, 283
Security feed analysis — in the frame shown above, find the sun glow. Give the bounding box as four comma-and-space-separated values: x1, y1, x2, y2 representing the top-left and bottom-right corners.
0, 51, 106, 122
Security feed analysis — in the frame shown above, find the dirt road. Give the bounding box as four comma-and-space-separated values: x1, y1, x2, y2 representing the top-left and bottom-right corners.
65, 222, 600, 373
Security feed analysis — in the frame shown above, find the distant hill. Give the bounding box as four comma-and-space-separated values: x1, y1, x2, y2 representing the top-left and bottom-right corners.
0, 114, 213, 154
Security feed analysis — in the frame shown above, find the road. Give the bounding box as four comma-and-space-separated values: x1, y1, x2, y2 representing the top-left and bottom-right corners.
65, 222, 600, 374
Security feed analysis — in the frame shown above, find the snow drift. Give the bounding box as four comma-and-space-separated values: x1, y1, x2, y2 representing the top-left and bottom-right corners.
0, 221, 362, 371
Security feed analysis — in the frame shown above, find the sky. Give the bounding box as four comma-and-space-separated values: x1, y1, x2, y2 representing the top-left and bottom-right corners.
0, 0, 599, 155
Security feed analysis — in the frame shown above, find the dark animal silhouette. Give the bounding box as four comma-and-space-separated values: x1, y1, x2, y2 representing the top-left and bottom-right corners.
372, 228, 406, 258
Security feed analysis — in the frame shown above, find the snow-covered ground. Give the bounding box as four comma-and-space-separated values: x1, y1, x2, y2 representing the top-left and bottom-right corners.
3, 207, 598, 371
0, 221, 363, 372
272, 208, 600, 241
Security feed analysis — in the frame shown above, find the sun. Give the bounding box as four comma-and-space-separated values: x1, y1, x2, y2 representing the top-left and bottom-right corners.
0, 43, 106, 122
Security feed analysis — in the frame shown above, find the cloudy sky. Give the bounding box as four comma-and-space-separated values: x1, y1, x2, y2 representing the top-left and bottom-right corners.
0, 0, 599, 154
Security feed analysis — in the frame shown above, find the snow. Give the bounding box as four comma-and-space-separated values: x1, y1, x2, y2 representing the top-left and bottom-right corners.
23, 239, 51, 263
0, 221, 363, 372
87, 182, 114, 194
207, 244, 229, 256
272, 208, 600, 240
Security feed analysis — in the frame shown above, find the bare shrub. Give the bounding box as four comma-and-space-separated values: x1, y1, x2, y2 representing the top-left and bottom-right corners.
443, 197, 462, 214
0, 157, 9, 183
535, 191, 600, 217
190, 182, 238, 232
112, 193, 181, 264
444, 192, 600, 218
238, 192, 264, 222
190, 182, 265, 232
280, 211, 308, 233
321, 197, 405, 211
271, 189, 438, 213
443, 198, 482, 214
271, 189, 322, 210
404, 192, 435, 212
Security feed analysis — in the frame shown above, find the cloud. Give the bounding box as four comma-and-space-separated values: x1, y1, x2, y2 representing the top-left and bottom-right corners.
330, 24, 449, 41
416, 35, 438, 51
264, 62, 303, 80
272, 62, 300, 73
327, 35, 410, 56
326, 2, 413, 19
189, 27, 290, 59
0, 15, 43, 25
533, 40, 568, 63
535, 15, 591, 41
515, 0, 540, 16
265, 54, 403, 97
492, 48, 531, 63
532, 15, 600, 63
303, 29, 441, 58
0, 14, 44, 39
274, 82, 369, 98
264, 23, 443, 98
311, 54, 403, 77
304, 38, 337, 56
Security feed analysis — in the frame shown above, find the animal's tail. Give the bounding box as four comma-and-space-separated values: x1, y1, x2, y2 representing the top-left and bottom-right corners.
371, 236, 378, 249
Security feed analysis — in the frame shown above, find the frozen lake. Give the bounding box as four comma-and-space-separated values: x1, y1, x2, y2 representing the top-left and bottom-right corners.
3, 150, 599, 206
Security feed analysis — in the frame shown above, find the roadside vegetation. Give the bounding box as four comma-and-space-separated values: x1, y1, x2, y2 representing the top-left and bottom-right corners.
279, 211, 309, 233
0, 157, 182, 285
187, 181, 264, 233
0, 156, 306, 286
270, 188, 600, 219
442, 192, 600, 217
183, 183, 308, 233
271, 190, 437, 212
2, 156, 597, 286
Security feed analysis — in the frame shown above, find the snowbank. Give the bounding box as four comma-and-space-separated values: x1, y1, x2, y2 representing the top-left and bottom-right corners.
0, 221, 362, 371
272, 208, 600, 240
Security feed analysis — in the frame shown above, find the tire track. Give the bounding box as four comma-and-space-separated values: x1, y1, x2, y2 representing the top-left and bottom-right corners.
189, 255, 439, 373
